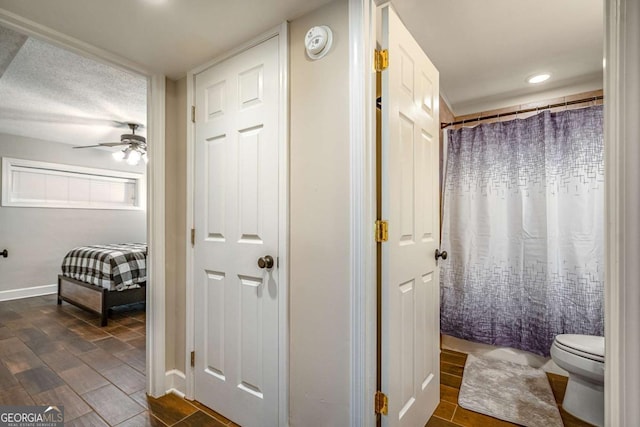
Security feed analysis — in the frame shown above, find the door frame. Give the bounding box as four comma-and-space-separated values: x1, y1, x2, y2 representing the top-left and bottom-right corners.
184, 23, 289, 425
604, 0, 640, 424
349, 1, 377, 425
351, 0, 634, 426
0, 9, 167, 397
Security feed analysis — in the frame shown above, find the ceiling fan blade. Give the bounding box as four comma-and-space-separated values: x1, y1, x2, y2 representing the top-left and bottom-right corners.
98, 142, 127, 146
73, 142, 127, 149
0, 108, 141, 129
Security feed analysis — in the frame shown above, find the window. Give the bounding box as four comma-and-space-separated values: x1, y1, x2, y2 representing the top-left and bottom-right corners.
1, 157, 145, 210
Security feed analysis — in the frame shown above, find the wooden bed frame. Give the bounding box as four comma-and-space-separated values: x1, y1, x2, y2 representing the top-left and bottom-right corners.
57, 275, 146, 326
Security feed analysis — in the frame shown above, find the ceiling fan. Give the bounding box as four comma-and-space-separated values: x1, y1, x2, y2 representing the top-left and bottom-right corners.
73, 123, 147, 165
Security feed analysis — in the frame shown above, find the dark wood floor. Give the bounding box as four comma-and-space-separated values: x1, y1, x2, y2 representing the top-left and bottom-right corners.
427, 348, 595, 427
0, 294, 237, 426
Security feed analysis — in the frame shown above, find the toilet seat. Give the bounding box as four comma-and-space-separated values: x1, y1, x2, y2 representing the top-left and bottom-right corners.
553, 334, 604, 363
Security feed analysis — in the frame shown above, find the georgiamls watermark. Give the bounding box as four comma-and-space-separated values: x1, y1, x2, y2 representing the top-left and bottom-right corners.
0, 406, 64, 427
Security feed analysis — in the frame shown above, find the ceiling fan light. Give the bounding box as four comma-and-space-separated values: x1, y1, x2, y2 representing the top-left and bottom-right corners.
142, 152, 149, 164
127, 149, 142, 165
112, 150, 126, 161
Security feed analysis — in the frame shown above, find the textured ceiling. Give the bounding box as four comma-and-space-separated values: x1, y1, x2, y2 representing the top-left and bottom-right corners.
0, 26, 146, 146
0, 25, 26, 78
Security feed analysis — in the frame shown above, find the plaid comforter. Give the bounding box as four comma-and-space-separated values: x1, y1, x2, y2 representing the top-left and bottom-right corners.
61, 243, 147, 291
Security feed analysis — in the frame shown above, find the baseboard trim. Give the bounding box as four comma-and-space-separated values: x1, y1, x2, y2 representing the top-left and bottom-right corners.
441, 334, 568, 376
167, 388, 186, 399
0, 284, 57, 302
165, 369, 186, 396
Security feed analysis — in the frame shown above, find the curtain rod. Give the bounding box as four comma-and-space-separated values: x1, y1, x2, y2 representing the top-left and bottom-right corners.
440, 95, 604, 129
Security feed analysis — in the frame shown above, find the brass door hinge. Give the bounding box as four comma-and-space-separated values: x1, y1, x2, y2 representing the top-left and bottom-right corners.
190, 351, 195, 367
191, 228, 195, 246
375, 220, 389, 243
374, 390, 388, 415
374, 49, 389, 72
191, 105, 196, 123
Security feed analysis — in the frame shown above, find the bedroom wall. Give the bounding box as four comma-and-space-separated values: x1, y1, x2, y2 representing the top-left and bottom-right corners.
289, 1, 351, 425
0, 133, 146, 298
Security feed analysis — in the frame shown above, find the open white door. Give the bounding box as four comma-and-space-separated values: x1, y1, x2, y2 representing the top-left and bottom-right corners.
193, 35, 280, 427
380, 5, 440, 427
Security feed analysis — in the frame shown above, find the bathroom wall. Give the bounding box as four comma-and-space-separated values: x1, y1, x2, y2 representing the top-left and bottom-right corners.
440, 95, 455, 124
439, 95, 455, 189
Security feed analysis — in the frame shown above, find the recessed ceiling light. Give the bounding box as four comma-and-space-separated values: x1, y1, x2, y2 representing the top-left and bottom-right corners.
527, 73, 551, 84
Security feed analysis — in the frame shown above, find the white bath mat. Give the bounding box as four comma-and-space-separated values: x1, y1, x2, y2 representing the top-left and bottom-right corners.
458, 354, 563, 427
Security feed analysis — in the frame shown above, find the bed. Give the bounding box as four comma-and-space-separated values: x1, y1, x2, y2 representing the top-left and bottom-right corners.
57, 243, 147, 326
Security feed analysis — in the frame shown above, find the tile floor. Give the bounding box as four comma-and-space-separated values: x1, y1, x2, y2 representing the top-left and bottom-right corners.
426, 348, 595, 427
1, 295, 598, 426
0, 294, 237, 426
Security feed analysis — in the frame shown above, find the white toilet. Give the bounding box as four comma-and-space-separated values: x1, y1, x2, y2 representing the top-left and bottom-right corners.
550, 334, 604, 427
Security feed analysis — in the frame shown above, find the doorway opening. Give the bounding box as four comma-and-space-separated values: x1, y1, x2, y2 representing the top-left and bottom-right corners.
0, 10, 165, 408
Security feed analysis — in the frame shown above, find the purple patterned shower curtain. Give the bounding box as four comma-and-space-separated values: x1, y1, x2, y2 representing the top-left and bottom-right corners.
440, 106, 604, 356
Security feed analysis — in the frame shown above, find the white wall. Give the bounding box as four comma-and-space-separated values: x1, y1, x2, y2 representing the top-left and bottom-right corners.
289, 1, 351, 425
165, 76, 188, 376
0, 133, 146, 296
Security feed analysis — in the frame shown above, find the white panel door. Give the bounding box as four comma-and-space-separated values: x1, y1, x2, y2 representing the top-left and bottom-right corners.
194, 35, 280, 427
380, 5, 440, 427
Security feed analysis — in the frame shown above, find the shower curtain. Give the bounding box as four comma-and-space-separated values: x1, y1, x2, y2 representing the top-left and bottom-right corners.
440, 105, 604, 356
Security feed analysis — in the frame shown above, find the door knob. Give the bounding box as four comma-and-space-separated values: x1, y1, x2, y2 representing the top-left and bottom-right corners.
435, 249, 447, 261
0, 249, 7, 258
257, 255, 274, 269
